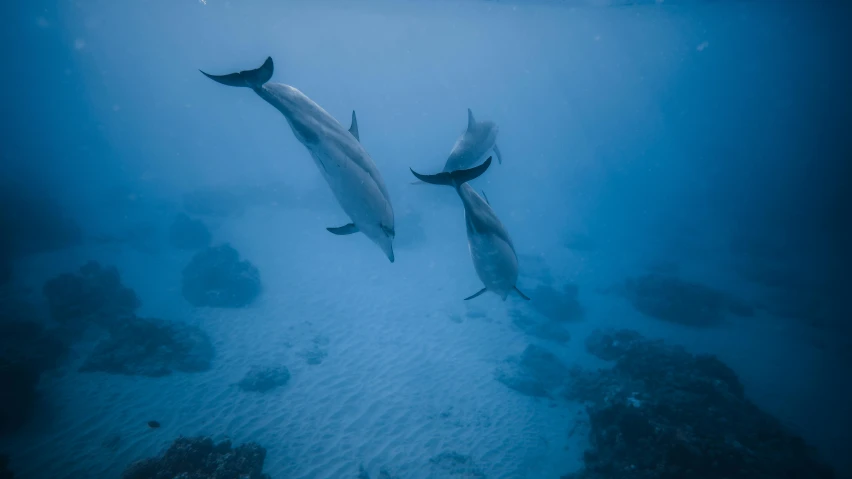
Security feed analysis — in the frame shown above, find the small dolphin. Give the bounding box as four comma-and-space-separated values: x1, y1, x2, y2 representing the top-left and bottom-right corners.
410, 157, 529, 301
446, 108, 503, 170
200, 57, 395, 262
411, 108, 502, 185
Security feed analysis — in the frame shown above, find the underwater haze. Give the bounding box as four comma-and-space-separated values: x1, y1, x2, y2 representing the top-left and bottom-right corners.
1, 0, 851, 478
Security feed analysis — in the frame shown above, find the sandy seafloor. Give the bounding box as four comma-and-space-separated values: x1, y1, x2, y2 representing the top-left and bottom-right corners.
1, 202, 848, 478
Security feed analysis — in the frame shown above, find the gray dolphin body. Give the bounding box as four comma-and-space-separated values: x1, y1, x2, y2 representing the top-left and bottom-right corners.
200, 57, 395, 262
410, 157, 529, 301
443, 108, 503, 172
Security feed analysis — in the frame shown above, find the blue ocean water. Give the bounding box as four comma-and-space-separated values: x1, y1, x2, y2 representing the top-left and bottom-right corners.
1, 0, 850, 478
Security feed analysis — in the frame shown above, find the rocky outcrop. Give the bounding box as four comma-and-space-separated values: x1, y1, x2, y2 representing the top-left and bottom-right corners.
80, 316, 214, 377
562, 329, 835, 479
237, 366, 290, 393
0, 180, 81, 260
495, 344, 570, 398
0, 358, 39, 435
428, 451, 486, 478
182, 244, 261, 308
0, 453, 13, 479
120, 436, 271, 479
0, 304, 68, 435
528, 283, 584, 323
510, 310, 571, 344
612, 273, 753, 326
42, 261, 139, 328
0, 319, 67, 375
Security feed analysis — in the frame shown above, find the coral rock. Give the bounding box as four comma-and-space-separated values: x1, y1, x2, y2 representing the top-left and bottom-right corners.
237, 366, 291, 393
80, 316, 214, 377
42, 261, 139, 327
181, 244, 261, 308
120, 436, 271, 479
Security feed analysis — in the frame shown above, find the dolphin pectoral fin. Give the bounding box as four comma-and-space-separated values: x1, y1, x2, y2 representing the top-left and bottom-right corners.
200, 57, 274, 89
493, 143, 503, 165
514, 286, 531, 300
467, 108, 476, 130
349, 110, 360, 141
464, 288, 488, 301
327, 223, 359, 235
481, 190, 490, 205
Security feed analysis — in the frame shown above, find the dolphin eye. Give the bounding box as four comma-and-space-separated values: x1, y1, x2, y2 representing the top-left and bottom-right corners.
381, 224, 395, 238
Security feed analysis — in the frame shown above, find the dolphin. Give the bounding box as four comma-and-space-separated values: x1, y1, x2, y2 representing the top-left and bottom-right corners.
411, 108, 502, 185
446, 108, 503, 171
200, 57, 395, 262
410, 157, 529, 301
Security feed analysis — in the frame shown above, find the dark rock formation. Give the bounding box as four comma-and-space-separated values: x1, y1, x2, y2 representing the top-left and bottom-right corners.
182, 244, 261, 308
0, 180, 81, 259
495, 344, 570, 398
429, 451, 486, 478
298, 346, 327, 366
0, 453, 13, 479
0, 358, 39, 435
563, 329, 835, 479
510, 310, 571, 343
237, 366, 290, 393
120, 436, 270, 479
0, 319, 67, 375
169, 213, 211, 250
528, 283, 584, 323
613, 273, 753, 326
80, 317, 214, 377
358, 464, 399, 479
0, 301, 69, 435
0, 250, 11, 285
42, 261, 140, 328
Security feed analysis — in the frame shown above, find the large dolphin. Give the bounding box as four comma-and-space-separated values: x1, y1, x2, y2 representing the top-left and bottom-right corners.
410, 157, 529, 301
411, 108, 502, 184
200, 57, 396, 262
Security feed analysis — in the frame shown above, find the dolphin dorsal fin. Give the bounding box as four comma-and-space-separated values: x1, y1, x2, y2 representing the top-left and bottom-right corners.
467, 108, 476, 130
349, 111, 360, 141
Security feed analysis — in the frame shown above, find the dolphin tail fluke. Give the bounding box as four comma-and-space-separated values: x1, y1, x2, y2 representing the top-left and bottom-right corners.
514, 286, 530, 300
200, 57, 274, 89
409, 156, 492, 187
464, 288, 487, 301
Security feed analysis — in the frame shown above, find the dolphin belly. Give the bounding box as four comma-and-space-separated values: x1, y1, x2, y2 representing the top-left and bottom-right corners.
467, 231, 518, 300
310, 146, 390, 228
